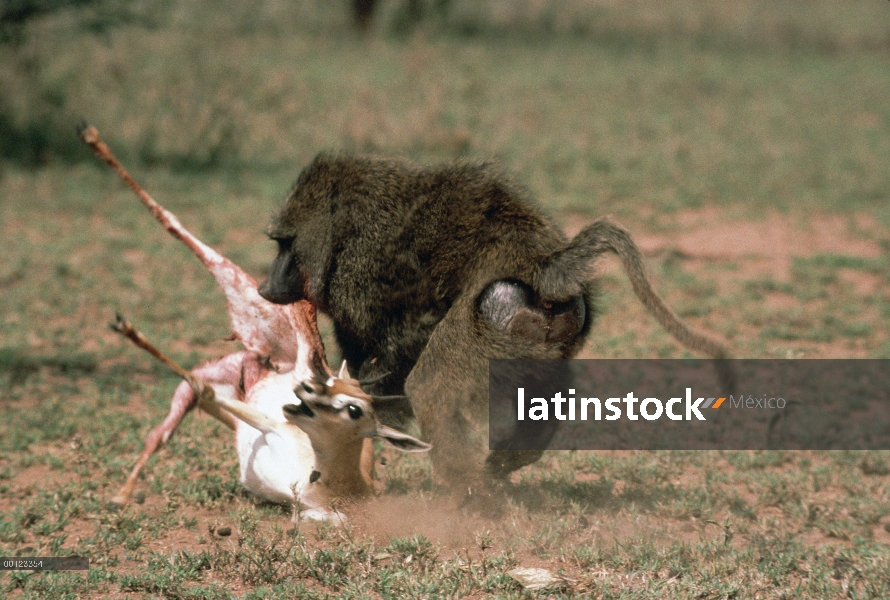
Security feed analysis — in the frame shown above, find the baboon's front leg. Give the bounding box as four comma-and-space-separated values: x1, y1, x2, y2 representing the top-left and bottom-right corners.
405, 306, 492, 501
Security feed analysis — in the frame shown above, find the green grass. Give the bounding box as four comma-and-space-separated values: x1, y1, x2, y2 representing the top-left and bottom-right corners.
1, 0, 890, 597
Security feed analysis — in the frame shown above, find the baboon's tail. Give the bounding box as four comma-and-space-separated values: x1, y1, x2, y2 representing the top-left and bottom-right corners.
537, 218, 734, 388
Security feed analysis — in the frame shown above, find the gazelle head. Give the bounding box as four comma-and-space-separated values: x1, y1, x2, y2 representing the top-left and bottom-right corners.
283, 361, 430, 452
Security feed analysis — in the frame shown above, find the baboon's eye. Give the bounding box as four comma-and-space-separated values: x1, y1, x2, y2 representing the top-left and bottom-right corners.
347, 404, 363, 420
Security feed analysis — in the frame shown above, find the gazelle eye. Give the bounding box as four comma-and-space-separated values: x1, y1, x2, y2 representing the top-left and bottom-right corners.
301, 381, 315, 394
346, 404, 363, 420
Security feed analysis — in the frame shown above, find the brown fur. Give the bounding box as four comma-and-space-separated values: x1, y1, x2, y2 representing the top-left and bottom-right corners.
259, 153, 731, 501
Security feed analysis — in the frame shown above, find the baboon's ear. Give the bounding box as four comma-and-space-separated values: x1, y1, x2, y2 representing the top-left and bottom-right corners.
374, 425, 431, 452
338, 360, 350, 380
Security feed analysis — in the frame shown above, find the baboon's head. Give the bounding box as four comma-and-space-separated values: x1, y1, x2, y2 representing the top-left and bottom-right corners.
283, 362, 430, 453
259, 155, 337, 305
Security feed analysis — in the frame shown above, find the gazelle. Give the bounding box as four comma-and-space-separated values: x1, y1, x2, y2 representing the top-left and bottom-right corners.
80, 125, 428, 522
112, 316, 428, 521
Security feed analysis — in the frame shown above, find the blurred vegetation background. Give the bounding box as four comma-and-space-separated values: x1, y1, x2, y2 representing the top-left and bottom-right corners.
1, 0, 889, 356
1, 4, 889, 597
2, 0, 888, 208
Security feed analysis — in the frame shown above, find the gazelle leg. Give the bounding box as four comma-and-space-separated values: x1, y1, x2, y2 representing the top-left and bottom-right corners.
112, 353, 244, 506
112, 380, 202, 505
207, 394, 282, 435
81, 125, 319, 371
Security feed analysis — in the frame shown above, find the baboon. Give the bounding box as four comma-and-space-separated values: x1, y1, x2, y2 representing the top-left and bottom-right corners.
259, 153, 730, 497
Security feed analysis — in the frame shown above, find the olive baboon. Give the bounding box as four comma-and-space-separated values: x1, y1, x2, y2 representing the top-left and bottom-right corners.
259, 153, 730, 496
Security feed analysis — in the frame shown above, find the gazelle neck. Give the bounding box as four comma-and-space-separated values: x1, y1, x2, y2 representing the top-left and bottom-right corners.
310, 436, 372, 498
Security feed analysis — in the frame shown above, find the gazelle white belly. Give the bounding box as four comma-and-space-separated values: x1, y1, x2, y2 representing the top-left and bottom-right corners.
215, 369, 316, 505
235, 423, 314, 504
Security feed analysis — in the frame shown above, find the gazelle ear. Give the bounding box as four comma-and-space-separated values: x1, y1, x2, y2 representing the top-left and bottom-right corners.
338, 360, 350, 379
374, 424, 431, 452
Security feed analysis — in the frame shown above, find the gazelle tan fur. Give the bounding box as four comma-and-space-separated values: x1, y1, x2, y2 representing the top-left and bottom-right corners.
80, 124, 428, 522
287, 362, 430, 506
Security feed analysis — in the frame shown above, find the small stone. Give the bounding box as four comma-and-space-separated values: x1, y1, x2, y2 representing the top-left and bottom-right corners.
217, 527, 232, 537
507, 567, 560, 591
133, 491, 146, 504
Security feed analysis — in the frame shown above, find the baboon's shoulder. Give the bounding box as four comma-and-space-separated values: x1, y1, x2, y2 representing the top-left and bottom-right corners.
288, 152, 554, 242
